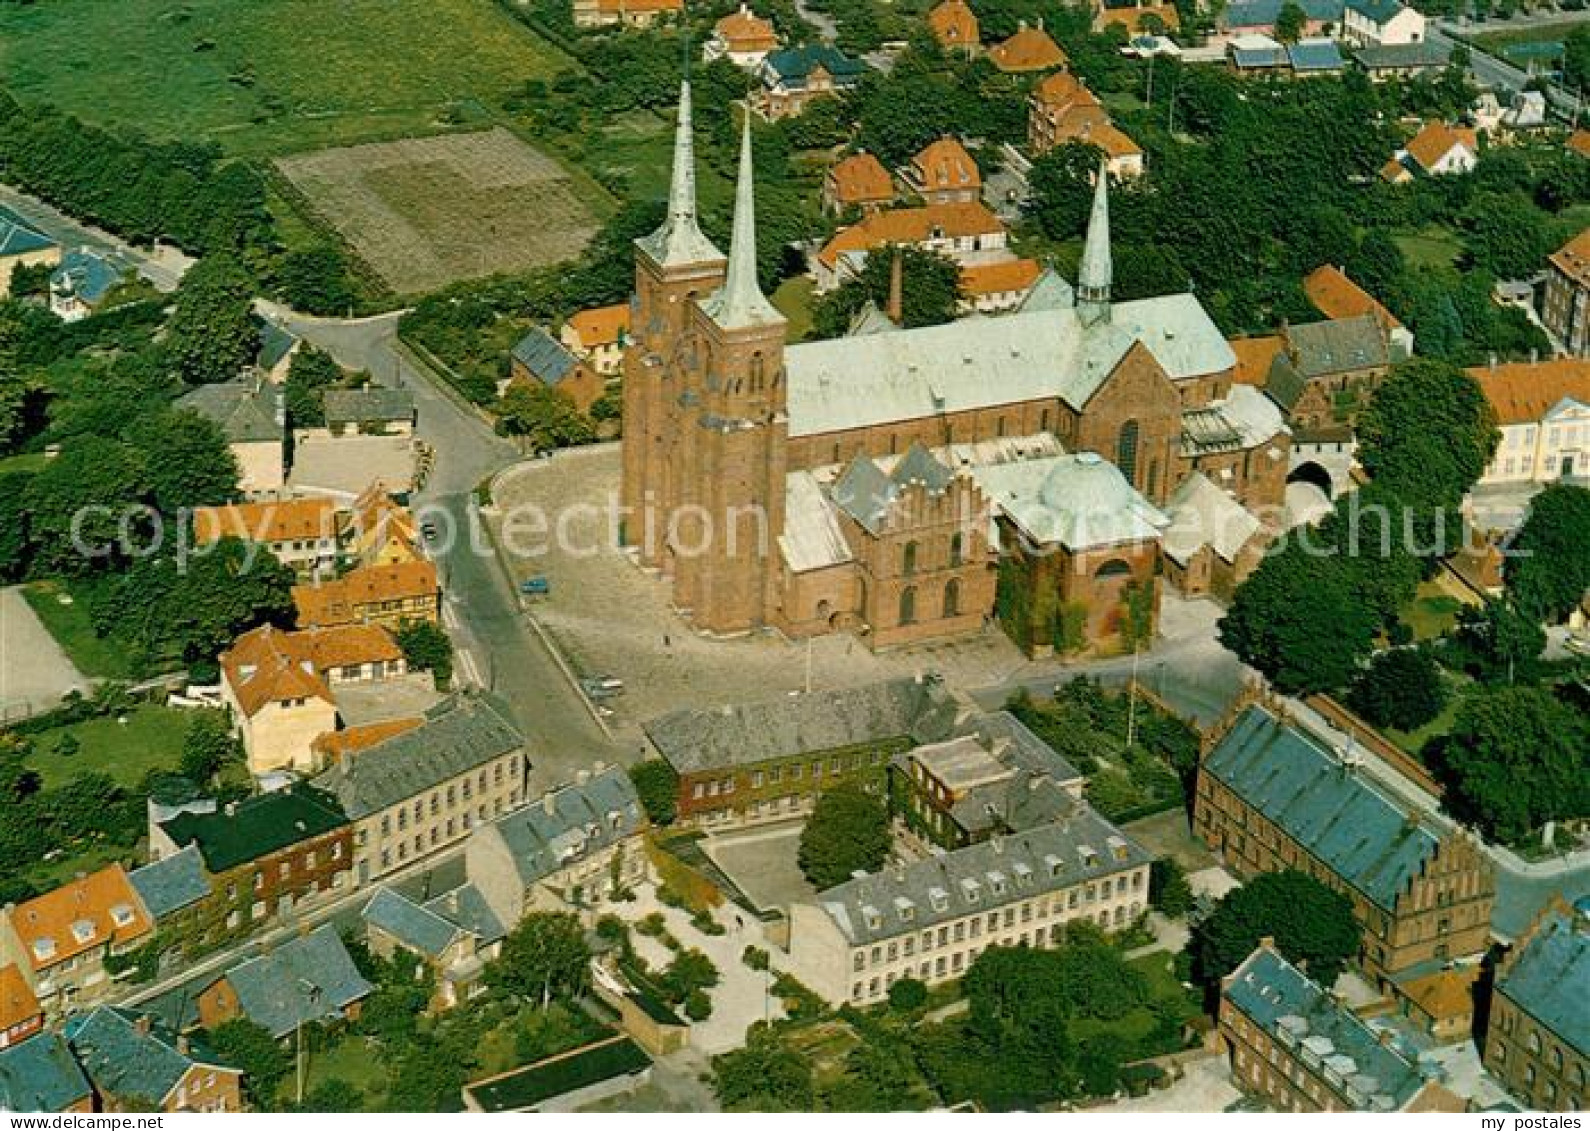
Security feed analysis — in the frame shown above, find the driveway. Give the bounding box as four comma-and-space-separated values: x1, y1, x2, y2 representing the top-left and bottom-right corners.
0, 586, 89, 719
0, 182, 191, 292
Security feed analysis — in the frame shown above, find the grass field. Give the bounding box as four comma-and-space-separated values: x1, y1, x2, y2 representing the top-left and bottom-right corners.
1393, 225, 1465, 271
0, 0, 573, 157
276, 128, 601, 293
22, 580, 140, 680
773, 277, 816, 341
24, 703, 194, 789
1472, 20, 1579, 61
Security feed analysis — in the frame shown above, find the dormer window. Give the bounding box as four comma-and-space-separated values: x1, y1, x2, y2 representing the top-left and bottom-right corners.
1044, 854, 1064, 878
70, 919, 96, 945
110, 904, 135, 928
1078, 845, 1098, 868
1107, 836, 1129, 862
987, 871, 1006, 897
32, 938, 56, 962
960, 878, 981, 903
1012, 863, 1033, 886
928, 886, 949, 912
894, 896, 915, 922
862, 904, 882, 931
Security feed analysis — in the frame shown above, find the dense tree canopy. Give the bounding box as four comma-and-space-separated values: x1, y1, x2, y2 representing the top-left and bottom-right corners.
1433, 686, 1590, 843
163, 254, 260, 386
798, 781, 892, 889
1191, 871, 1362, 989
487, 911, 591, 1005
628, 759, 679, 826
1356, 359, 1499, 512
1346, 646, 1447, 732
812, 244, 962, 336
1505, 484, 1590, 624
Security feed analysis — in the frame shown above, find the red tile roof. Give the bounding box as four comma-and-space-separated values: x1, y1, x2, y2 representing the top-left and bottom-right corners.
1403, 121, 1478, 173
1303, 265, 1403, 330
565, 303, 630, 349
292, 560, 440, 628
1549, 227, 1590, 290
990, 24, 1066, 71
911, 137, 981, 193
928, 0, 979, 48
818, 202, 1005, 269
1468, 359, 1590, 426
193, 499, 338, 547
828, 152, 895, 206
0, 964, 40, 1034
6, 867, 151, 972
960, 258, 1041, 296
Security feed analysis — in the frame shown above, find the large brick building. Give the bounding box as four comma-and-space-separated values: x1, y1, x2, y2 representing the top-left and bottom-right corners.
1194, 698, 1495, 1002
622, 88, 1285, 656
1543, 228, 1590, 358
1482, 899, 1588, 1111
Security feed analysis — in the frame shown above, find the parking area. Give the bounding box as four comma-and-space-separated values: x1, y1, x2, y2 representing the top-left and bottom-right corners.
700, 822, 817, 915
0, 585, 90, 718
485, 446, 1029, 729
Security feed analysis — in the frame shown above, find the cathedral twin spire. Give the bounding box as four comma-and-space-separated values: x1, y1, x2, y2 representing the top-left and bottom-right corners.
1077, 162, 1113, 326
641, 82, 783, 330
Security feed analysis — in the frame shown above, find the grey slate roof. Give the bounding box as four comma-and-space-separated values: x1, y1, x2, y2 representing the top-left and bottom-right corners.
1351, 40, 1451, 69
831, 443, 954, 536
482, 766, 643, 889
362, 887, 462, 959
0, 206, 56, 258
221, 925, 373, 1039
66, 1008, 231, 1108
257, 321, 298, 371
1266, 315, 1390, 412
1018, 266, 1075, 313
1495, 906, 1590, 1058
322, 386, 415, 428
646, 675, 961, 775
50, 250, 122, 305
128, 844, 212, 920
1225, 0, 1342, 25
1225, 946, 1434, 1110
425, 883, 506, 946
1288, 38, 1345, 71
1232, 42, 1288, 68
763, 45, 867, 86
813, 807, 1150, 946
177, 378, 283, 443
1203, 705, 1447, 913
784, 292, 1234, 438
1346, 0, 1405, 23
0, 1033, 92, 1113
511, 328, 581, 388
314, 693, 523, 820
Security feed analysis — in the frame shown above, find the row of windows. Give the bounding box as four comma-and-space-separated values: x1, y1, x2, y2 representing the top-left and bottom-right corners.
897, 580, 960, 625
824, 408, 1062, 468
378, 762, 516, 838
691, 750, 886, 799
849, 902, 1143, 1000
377, 797, 512, 870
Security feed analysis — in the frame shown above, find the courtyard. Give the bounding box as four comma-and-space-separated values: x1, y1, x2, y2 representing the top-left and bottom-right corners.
699, 822, 817, 915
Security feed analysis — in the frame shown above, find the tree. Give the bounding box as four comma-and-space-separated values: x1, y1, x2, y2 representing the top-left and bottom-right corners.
125, 408, 239, 514
1076, 1033, 1131, 1098
1348, 230, 1406, 300
888, 977, 928, 1011
181, 709, 239, 785
1357, 359, 1499, 513
811, 244, 962, 337
662, 947, 721, 1002
23, 436, 147, 574
208, 1019, 290, 1108
1149, 858, 1194, 918
394, 618, 454, 689
274, 246, 356, 316
1346, 647, 1447, 732
713, 1029, 815, 1111
283, 345, 343, 429
495, 382, 594, 450
1274, 0, 1307, 41
627, 759, 679, 826
487, 911, 590, 1005
1191, 871, 1362, 989
1463, 191, 1554, 280
1027, 143, 1106, 241
1434, 686, 1590, 843
163, 254, 259, 385
1505, 484, 1590, 624
798, 781, 891, 889
1456, 598, 1545, 678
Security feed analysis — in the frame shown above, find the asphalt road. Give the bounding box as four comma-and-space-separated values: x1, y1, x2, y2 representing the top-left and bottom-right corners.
258, 306, 619, 790
0, 181, 190, 291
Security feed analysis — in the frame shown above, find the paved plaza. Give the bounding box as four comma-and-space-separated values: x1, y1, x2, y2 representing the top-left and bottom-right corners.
700, 822, 817, 914
0, 586, 89, 719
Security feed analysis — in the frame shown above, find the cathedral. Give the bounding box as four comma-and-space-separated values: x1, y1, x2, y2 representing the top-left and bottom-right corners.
620, 84, 1290, 654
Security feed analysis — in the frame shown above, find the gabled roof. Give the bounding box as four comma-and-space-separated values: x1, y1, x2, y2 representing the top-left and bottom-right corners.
66, 1008, 233, 1108
828, 152, 894, 206
817, 201, 1005, 270
1162, 472, 1263, 566
646, 675, 959, 774
715, 3, 778, 48
1225, 945, 1432, 1110
911, 137, 981, 193
974, 451, 1169, 551
1266, 315, 1390, 410
257, 322, 300, 371
511, 328, 582, 387
128, 845, 212, 921
193, 498, 337, 547
0, 1033, 91, 1113
565, 303, 630, 349
221, 623, 401, 716
928, 0, 979, 45
322, 386, 415, 428
1570, 129, 1590, 159
7, 866, 152, 972
1303, 265, 1402, 330
1549, 227, 1590, 289
424, 884, 506, 947
1229, 334, 1285, 388
0, 205, 57, 258
312, 716, 425, 761
989, 24, 1066, 72
158, 786, 348, 874
831, 443, 955, 535
362, 888, 464, 959
764, 44, 867, 83
313, 693, 523, 819
1202, 705, 1449, 912
1469, 358, 1590, 426
177, 378, 283, 444
1288, 37, 1345, 71
1495, 905, 1589, 1058
1346, 0, 1407, 24
1032, 69, 1102, 111
480, 767, 644, 889
291, 560, 439, 628
219, 925, 373, 1039
50, 249, 122, 305
814, 809, 1149, 945
1403, 122, 1478, 172
1351, 40, 1450, 69
1225, 0, 1343, 26
0, 965, 40, 1035
960, 257, 1041, 297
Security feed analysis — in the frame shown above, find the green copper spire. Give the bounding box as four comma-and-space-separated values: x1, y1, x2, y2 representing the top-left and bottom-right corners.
1077, 163, 1112, 325
637, 81, 723, 268
702, 113, 784, 330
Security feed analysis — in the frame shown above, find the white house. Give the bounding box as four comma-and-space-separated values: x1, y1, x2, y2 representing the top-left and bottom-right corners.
1469, 360, 1590, 487
1342, 0, 1425, 47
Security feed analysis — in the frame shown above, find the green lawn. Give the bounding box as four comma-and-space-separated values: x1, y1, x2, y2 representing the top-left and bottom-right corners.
0, 0, 573, 157
1399, 582, 1466, 642
285, 1032, 391, 1107
773, 277, 817, 342
24, 703, 196, 789
22, 580, 140, 680
1392, 225, 1465, 271
0, 452, 50, 475
1471, 21, 1578, 58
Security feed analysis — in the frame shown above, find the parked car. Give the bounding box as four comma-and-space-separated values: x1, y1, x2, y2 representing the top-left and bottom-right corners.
520, 575, 550, 596
580, 676, 624, 700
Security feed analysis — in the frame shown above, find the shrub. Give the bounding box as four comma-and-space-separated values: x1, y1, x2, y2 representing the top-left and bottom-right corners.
741, 945, 770, 972
887, 977, 928, 1011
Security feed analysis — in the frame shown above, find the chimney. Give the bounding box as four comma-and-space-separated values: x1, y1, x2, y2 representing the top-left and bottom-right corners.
177, 1035, 191, 1057
887, 246, 904, 326
543, 792, 557, 815
224, 802, 237, 817
134, 1014, 153, 1037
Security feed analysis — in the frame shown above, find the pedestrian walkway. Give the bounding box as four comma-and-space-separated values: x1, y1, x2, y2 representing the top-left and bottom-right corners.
0, 585, 89, 719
